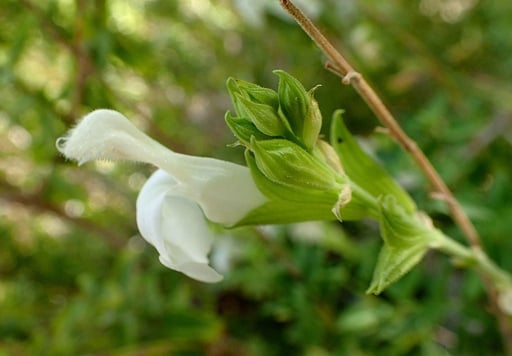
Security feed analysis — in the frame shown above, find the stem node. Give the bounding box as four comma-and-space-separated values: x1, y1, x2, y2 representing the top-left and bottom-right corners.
342, 71, 362, 85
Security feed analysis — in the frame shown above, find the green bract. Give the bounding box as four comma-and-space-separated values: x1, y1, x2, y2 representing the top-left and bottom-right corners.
367, 196, 434, 294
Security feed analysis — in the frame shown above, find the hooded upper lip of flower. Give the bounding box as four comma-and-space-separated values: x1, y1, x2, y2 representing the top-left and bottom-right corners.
57, 109, 267, 282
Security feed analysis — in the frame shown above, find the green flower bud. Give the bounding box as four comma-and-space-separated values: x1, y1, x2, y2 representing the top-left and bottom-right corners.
367, 196, 433, 295
224, 111, 269, 145
226, 77, 279, 116
234, 94, 287, 137
250, 137, 342, 191
330, 110, 416, 214
274, 70, 309, 137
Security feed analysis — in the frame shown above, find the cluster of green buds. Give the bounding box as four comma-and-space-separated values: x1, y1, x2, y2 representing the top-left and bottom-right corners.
226, 70, 321, 151
226, 70, 441, 294
226, 70, 361, 225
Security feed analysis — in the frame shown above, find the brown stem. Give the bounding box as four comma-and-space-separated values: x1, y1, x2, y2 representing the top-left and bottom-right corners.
70, 0, 92, 120
280, 0, 512, 353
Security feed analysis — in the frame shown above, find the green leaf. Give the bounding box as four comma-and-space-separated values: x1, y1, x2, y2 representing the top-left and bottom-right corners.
330, 110, 416, 214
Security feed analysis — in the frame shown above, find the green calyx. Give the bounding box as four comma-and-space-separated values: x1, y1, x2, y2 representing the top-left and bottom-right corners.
250, 137, 342, 191
239, 137, 351, 224
274, 70, 322, 151
237, 150, 345, 225
224, 112, 268, 146
302, 88, 323, 150
274, 70, 309, 137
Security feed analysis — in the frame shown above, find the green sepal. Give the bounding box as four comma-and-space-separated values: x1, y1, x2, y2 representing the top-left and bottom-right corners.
224, 111, 269, 145
250, 137, 342, 191
330, 110, 416, 214
367, 196, 433, 295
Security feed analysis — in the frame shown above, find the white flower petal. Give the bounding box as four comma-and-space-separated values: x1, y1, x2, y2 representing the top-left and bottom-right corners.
56, 109, 193, 183
136, 170, 223, 282
57, 109, 267, 226
57, 109, 164, 165
170, 262, 224, 283
170, 156, 267, 226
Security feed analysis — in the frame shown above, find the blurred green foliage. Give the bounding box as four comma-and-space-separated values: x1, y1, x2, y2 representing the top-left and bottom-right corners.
1, 0, 511, 354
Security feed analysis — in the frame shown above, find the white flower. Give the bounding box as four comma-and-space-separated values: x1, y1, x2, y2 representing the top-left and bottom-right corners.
57, 109, 267, 282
